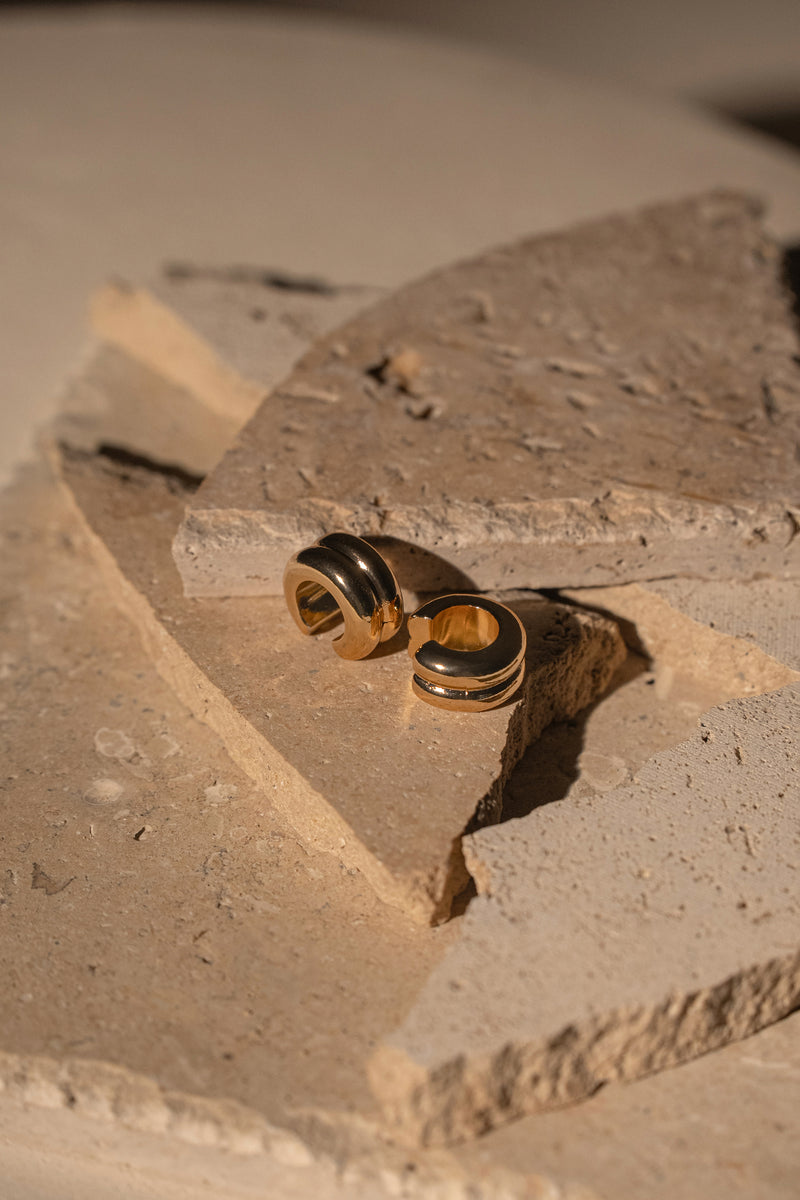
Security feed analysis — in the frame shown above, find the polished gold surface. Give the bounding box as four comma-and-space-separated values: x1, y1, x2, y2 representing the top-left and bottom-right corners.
283, 532, 403, 659
407, 594, 526, 711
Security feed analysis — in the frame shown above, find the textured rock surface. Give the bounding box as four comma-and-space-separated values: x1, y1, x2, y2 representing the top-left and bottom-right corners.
53, 349, 625, 925
7, 256, 800, 1192
642, 577, 800, 667
56, 263, 800, 1143
369, 582, 800, 1144
172, 192, 800, 597
0, 1052, 595, 1200
3, 458, 597, 1200
54, 272, 381, 482
90, 274, 382, 435
5, 421, 800, 1200
456, 1006, 800, 1200
0, 465, 450, 1138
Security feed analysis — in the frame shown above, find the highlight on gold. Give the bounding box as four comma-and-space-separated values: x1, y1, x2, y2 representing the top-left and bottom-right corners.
283, 532, 403, 660
407, 594, 526, 712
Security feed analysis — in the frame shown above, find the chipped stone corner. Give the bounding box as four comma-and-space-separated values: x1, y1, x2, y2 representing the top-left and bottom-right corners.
368, 950, 800, 1148
0, 1048, 312, 1163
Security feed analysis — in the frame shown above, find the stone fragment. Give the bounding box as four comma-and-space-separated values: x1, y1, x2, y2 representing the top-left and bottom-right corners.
453, 1007, 800, 1200
90, 273, 382, 435
0, 460, 452, 1157
639, 577, 800, 669
171, 193, 800, 597
368, 582, 800, 1144
53, 349, 625, 924
371, 687, 800, 1144
7, 361, 799, 1200
49, 246, 800, 1159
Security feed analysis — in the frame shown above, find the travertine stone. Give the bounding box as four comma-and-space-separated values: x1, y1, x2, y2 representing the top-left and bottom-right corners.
90, 274, 382, 434
53, 350, 625, 924
172, 193, 800, 597
0, 1054, 592, 1200
369, 583, 800, 1144
0, 462, 451, 1147
563, 582, 800, 697
56, 273, 379, 480
454, 1006, 800, 1200
372, 687, 800, 1145
641, 577, 800, 669
1, 454, 582, 1200
6, 405, 800, 1200
46, 243, 800, 1160
54, 342, 238, 479
0, 1050, 311, 1162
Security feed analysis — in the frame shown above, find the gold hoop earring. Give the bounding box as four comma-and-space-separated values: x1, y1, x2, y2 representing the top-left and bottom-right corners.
407, 594, 526, 711
283, 532, 403, 660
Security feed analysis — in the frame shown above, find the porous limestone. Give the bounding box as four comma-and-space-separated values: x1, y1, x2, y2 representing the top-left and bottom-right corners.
44, 223, 800, 1158
5, 365, 799, 1200
0, 458, 467, 1186
53, 349, 626, 925
171, 193, 800, 597
90, 272, 382, 435
368, 581, 800, 1144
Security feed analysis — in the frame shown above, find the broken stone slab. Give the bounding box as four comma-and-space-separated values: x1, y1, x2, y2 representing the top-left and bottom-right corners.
0, 1055, 591, 1200
368, 582, 800, 1144
0, 461, 457, 1141
452, 1002, 800, 1200
51, 243, 800, 1144
634, 576, 800, 669
171, 192, 800, 597
56, 269, 380, 480
53, 342, 237, 481
8, 455, 800, 1197
89, 272, 382, 437
371, 687, 800, 1145
0, 1050, 312, 1162
52, 347, 625, 925
562, 581, 800, 705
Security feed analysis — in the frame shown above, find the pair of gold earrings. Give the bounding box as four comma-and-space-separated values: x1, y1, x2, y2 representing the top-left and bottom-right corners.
283, 533, 526, 712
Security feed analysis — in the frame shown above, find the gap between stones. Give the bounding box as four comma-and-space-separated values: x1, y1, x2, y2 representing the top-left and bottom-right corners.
445, 579, 795, 923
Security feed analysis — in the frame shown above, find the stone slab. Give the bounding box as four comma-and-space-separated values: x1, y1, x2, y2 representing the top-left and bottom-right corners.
6, 1012, 800, 1200
0, 462, 451, 1139
369, 581, 800, 1144
54, 272, 380, 482
456, 1004, 800, 1200
172, 192, 800, 597
10, 268, 800, 1193
57, 263, 800, 1145
53, 347, 625, 925
89, 274, 383, 435
8, 6, 800, 491
5, 399, 800, 1200
0, 462, 582, 1200
0, 1068, 592, 1200
642, 576, 800, 668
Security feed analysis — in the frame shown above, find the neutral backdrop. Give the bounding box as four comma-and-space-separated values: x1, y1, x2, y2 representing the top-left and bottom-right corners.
2, 4, 799, 485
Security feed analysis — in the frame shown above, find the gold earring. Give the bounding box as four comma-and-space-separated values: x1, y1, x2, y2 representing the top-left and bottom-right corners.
283, 532, 403, 660
407, 594, 526, 711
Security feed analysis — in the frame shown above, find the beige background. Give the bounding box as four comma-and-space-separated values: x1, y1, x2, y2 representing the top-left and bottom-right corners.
2, 6, 800, 487
278, 0, 800, 107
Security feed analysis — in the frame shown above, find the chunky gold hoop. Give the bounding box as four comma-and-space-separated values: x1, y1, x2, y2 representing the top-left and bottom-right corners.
407, 594, 526, 711
283, 532, 403, 660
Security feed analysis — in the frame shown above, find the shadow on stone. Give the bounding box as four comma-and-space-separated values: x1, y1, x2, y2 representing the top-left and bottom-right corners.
462, 597, 633, 837
500, 649, 647, 823
782, 242, 800, 327
367, 536, 479, 593
499, 591, 651, 824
